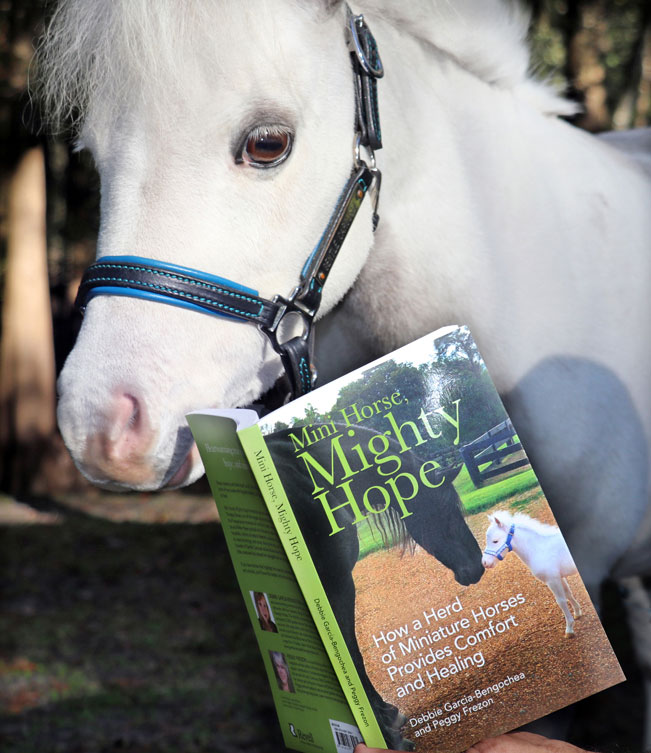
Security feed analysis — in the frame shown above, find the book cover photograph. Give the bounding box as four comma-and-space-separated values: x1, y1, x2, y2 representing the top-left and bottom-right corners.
253, 325, 623, 752
188, 325, 623, 753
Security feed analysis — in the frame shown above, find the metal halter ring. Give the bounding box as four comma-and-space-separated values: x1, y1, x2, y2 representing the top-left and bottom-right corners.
348, 13, 384, 78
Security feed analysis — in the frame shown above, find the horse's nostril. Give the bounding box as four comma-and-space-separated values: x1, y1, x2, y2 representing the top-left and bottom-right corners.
102, 392, 153, 460
79, 391, 158, 487
108, 393, 141, 442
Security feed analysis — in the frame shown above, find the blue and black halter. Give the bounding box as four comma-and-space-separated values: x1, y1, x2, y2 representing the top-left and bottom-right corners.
75, 8, 383, 402
483, 524, 516, 561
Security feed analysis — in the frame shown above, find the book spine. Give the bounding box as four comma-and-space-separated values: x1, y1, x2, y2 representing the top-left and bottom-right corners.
239, 424, 386, 748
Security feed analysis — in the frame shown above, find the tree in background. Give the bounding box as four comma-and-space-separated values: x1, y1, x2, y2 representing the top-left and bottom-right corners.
529, 0, 651, 130
0, 2, 59, 495
427, 329, 505, 446
280, 329, 506, 464
332, 360, 430, 429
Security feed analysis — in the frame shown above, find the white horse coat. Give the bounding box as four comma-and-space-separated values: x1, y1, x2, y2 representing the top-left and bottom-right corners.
40, 0, 649, 624
482, 511, 582, 636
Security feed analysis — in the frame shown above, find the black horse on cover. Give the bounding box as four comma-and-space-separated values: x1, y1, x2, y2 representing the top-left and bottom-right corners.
266, 425, 484, 750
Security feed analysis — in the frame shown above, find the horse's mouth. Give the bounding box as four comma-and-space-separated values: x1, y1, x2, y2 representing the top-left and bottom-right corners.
164, 444, 201, 489
454, 567, 485, 587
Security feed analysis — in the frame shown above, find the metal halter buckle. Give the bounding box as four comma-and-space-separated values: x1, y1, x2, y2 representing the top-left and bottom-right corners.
261, 287, 315, 354
353, 134, 381, 228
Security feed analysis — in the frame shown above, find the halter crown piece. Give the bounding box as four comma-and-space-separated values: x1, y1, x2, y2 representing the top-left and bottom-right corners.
75, 6, 383, 402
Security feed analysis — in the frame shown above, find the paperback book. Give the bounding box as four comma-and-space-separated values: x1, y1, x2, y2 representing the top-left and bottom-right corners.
186, 325, 623, 753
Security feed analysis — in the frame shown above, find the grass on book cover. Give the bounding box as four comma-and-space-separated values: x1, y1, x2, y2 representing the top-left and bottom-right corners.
258, 326, 623, 753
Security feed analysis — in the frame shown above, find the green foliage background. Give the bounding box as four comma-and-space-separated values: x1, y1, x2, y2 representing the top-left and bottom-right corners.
281, 328, 506, 452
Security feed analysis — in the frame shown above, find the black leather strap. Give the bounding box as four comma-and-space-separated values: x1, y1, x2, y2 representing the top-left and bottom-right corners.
76, 258, 281, 329
297, 165, 374, 312
348, 11, 383, 151
261, 164, 375, 397
278, 336, 314, 398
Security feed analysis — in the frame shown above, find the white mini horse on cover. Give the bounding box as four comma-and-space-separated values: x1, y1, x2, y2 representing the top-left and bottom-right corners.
482, 511, 582, 637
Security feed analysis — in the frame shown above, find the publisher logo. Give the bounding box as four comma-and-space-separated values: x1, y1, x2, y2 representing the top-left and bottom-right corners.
288, 723, 314, 743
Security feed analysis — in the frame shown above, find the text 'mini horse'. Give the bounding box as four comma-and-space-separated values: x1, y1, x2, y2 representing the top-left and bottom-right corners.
482, 511, 581, 637
38, 0, 651, 741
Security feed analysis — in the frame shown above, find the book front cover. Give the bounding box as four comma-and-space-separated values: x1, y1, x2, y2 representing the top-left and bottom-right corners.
257, 325, 624, 753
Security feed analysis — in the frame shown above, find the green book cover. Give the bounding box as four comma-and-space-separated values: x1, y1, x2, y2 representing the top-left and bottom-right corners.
187, 409, 372, 753
189, 325, 624, 753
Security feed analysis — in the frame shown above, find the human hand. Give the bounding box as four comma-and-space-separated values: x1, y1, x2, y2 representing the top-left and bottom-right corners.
354, 732, 590, 753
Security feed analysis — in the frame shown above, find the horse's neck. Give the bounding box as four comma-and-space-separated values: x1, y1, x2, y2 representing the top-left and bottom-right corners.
507, 524, 539, 565
355, 0, 532, 93
349, 11, 651, 394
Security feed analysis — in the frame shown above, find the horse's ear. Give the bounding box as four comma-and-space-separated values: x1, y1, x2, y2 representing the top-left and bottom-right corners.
493, 514, 505, 529
444, 462, 464, 485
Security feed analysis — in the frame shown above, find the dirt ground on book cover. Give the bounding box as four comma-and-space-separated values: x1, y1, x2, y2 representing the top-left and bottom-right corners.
354, 495, 623, 753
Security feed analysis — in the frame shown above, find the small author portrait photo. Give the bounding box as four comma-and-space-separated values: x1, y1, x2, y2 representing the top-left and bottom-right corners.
269, 650, 295, 693
251, 591, 278, 633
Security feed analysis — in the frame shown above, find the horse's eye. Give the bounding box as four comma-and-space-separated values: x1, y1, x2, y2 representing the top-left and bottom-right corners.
238, 126, 292, 168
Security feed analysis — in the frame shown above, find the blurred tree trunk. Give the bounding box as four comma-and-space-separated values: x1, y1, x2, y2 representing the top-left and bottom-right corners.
0, 144, 56, 494
637, 25, 651, 126
559, 0, 651, 131
613, 5, 651, 128
564, 0, 611, 131
0, 0, 88, 495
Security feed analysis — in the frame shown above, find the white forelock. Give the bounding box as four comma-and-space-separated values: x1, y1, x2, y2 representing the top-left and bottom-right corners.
35, 0, 577, 130
35, 0, 251, 129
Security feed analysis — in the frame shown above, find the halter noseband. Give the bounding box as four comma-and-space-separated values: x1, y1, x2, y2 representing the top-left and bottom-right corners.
75, 7, 383, 402
483, 524, 515, 561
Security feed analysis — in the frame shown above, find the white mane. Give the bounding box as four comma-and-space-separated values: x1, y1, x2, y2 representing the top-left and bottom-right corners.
35, 0, 577, 131
361, 0, 577, 116
491, 510, 560, 537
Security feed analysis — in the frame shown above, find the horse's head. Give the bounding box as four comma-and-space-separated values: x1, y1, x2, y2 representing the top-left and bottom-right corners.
482, 512, 511, 569
41, 0, 377, 490
420, 485, 485, 587
387, 459, 485, 587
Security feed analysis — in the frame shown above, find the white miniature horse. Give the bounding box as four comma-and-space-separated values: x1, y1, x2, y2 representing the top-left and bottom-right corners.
483, 511, 582, 637
38, 0, 651, 587
37, 0, 651, 740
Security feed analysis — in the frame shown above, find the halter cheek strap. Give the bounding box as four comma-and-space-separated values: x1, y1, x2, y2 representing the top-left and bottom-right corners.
483, 524, 515, 561
74, 7, 383, 402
